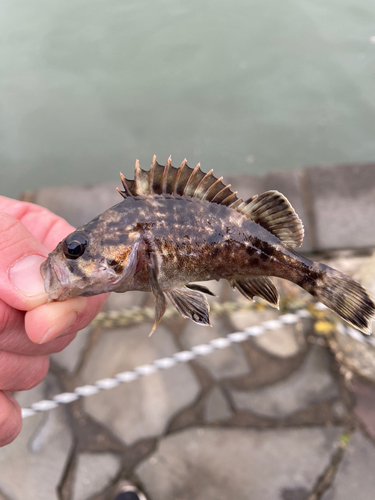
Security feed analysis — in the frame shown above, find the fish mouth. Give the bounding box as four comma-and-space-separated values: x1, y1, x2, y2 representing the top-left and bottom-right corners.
40, 258, 72, 302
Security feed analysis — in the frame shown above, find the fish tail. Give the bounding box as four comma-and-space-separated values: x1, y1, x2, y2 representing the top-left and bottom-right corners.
301, 263, 375, 334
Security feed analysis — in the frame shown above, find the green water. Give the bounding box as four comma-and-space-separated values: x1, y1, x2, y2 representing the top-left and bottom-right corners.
1, 0, 375, 199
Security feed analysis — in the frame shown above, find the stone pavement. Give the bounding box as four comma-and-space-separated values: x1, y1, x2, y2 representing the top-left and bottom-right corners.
1, 162, 375, 500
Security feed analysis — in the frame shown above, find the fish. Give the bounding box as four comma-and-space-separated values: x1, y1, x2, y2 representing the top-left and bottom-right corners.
41, 156, 375, 335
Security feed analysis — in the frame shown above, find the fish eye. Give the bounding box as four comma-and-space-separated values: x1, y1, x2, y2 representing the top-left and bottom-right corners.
62, 233, 87, 259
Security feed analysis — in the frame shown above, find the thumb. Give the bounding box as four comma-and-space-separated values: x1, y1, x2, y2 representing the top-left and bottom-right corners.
0, 212, 48, 311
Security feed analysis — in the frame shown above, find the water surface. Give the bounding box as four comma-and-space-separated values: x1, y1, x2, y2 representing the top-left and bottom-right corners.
1, 0, 375, 198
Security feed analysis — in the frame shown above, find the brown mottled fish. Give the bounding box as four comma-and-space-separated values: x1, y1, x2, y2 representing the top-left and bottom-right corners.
41, 157, 375, 335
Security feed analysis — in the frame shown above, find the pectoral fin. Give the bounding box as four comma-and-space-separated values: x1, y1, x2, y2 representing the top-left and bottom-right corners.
147, 259, 167, 335
166, 287, 211, 326
231, 277, 279, 309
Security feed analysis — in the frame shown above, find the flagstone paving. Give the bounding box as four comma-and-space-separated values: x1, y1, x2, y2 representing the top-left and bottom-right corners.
229, 345, 339, 419
2, 164, 375, 500
135, 427, 342, 500
71, 453, 122, 500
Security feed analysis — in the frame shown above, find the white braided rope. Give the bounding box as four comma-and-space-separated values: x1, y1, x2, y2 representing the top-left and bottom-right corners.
21, 309, 311, 418
20, 306, 375, 419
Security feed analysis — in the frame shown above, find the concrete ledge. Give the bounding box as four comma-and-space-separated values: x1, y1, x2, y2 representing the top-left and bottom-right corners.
303, 163, 375, 251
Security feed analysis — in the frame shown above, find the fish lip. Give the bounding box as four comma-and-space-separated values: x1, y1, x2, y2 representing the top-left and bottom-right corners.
40, 258, 71, 301
53, 263, 70, 286
40, 259, 49, 282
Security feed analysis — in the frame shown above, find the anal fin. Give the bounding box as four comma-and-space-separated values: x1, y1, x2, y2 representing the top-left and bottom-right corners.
166, 287, 211, 326
231, 277, 279, 309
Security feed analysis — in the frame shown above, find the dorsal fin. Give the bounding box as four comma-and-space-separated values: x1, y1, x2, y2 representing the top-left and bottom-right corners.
117, 156, 240, 206
117, 158, 304, 248
241, 190, 304, 248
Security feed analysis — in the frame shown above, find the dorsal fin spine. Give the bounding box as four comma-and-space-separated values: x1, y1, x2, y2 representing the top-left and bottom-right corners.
210, 184, 232, 203
202, 176, 223, 200
229, 198, 243, 210
221, 191, 238, 205
161, 158, 169, 194
193, 169, 214, 197
116, 186, 126, 199
149, 156, 156, 195
134, 159, 141, 194
119, 172, 134, 197
185, 163, 201, 192
173, 159, 186, 195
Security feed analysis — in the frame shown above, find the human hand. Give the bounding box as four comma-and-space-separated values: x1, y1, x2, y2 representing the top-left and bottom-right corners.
0, 196, 108, 446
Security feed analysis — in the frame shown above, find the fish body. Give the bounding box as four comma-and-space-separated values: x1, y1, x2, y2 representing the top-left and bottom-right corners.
89, 197, 310, 287
41, 157, 375, 335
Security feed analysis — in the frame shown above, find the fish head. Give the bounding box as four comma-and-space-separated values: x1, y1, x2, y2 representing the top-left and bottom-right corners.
41, 210, 142, 301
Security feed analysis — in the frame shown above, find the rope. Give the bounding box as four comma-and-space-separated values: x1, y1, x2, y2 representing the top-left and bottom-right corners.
89, 300, 263, 329
21, 308, 311, 418
21, 302, 375, 419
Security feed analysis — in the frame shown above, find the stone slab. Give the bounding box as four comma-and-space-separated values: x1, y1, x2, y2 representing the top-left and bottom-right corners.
230, 345, 339, 418
332, 329, 375, 382
180, 317, 250, 380
351, 378, 375, 439
326, 252, 374, 284
0, 374, 73, 500
322, 432, 375, 500
80, 323, 201, 445
204, 387, 232, 423
224, 173, 264, 206
230, 305, 281, 333
253, 324, 305, 358
304, 163, 375, 251
72, 452, 121, 500
136, 426, 342, 500
231, 307, 306, 359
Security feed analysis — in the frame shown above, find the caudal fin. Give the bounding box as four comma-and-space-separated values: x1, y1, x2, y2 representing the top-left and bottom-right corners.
306, 267, 375, 334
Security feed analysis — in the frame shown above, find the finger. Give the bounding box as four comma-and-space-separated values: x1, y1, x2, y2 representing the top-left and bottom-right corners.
0, 196, 74, 251
25, 294, 107, 344
0, 392, 22, 447
1, 328, 77, 356
0, 350, 49, 391
0, 298, 78, 355
0, 212, 48, 310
